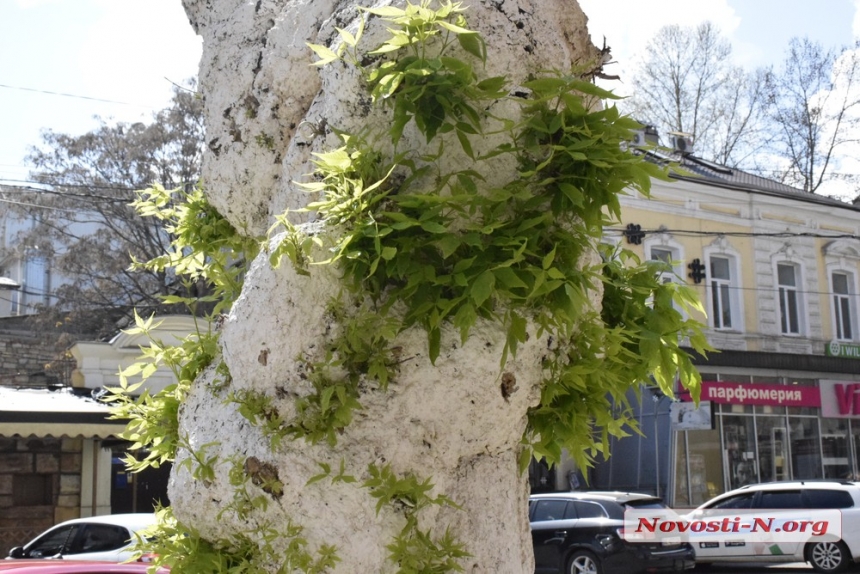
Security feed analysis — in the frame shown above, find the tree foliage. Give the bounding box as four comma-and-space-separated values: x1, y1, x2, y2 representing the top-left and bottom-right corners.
626, 23, 860, 195
623, 22, 769, 167
765, 38, 860, 192
16, 81, 204, 335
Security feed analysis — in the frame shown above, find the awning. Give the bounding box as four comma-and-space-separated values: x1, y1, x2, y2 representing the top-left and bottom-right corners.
0, 387, 128, 438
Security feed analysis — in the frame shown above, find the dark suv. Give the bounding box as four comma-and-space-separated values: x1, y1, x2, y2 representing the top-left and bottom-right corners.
529, 491, 695, 574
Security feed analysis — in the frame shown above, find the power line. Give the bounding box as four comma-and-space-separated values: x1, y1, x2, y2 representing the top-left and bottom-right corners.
607, 227, 860, 241
0, 185, 134, 207
0, 178, 138, 192
0, 196, 90, 214
0, 83, 156, 109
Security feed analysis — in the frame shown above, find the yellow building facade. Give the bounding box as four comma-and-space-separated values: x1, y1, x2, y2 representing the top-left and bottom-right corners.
596, 150, 860, 508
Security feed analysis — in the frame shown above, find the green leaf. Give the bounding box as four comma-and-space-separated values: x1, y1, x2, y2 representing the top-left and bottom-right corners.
453, 303, 477, 342
428, 327, 441, 364
506, 311, 527, 358
456, 129, 474, 159
457, 30, 485, 61
307, 43, 339, 66
470, 270, 495, 306
437, 21, 475, 35
522, 77, 569, 94
493, 267, 528, 290
558, 182, 584, 207
361, 6, 406, 17
369, 43, 404, 55
336, 27, 357, 47
476, 76, 507, 93
421, 221, 449, 234
567, 79, 617, 99
436, 235, 461, 259
453, 257, 476, 273
542, 246, 557, 270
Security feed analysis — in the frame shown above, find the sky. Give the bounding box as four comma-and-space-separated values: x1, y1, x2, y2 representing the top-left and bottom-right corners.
0, 0, 202, 185
1, 0, 858, 193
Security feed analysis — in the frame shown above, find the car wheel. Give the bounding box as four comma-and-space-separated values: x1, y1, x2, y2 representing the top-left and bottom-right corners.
807, 540, 851, 573
567, 550, 602, 574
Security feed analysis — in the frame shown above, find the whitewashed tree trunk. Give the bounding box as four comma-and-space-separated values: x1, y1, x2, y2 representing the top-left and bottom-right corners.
173, 1, 598, 571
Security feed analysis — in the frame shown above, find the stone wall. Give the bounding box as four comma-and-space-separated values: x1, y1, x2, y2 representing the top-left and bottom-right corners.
0, 436, 83, 556
0, 316, 78, 388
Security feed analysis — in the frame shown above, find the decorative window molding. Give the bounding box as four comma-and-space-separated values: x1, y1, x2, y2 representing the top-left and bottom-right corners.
822, 239, 860, 263
823, 240, 860, 342
770, 244, 806, 337
703, 237, 744, 332
643, 232, 685, 284
828, 267, 859, 342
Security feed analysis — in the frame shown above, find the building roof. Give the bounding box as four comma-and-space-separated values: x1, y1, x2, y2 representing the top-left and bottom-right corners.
0, 386, 127, 438
640, 147, 860, 213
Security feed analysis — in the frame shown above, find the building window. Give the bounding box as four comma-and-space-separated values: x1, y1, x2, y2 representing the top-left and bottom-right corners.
651, 247, 675, 284
23, 255, 49, 310
833, 271, 855, 340
777, 263, 800, 335
710, 256, 734, 329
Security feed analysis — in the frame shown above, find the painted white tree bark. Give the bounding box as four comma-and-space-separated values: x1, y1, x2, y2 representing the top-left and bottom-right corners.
174, 1, 598, 571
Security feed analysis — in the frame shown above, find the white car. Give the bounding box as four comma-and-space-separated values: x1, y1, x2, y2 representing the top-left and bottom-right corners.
689, 481, 860, 573
6, 514, 156, 562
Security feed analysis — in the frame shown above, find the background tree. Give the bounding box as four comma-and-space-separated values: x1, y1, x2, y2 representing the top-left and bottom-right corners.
765, 38, 860, 192
15, 81, 203, 336
627, 24, 860, 195
623, 22, 768, 168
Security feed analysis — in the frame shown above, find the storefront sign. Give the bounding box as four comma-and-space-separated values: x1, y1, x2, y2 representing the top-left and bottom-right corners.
819, 380, 860, 418
826, 341, 860, 358
679, 381, 820, 408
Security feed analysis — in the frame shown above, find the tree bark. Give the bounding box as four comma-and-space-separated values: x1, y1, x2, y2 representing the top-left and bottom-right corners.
173, 1, 598, 571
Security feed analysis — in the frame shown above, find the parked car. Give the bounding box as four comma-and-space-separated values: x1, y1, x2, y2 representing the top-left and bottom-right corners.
6, 514, 156, 562
0, 560, 168, 573
529, 491, 696, 574
690, 480, 860, 573
0, 559, 170, 574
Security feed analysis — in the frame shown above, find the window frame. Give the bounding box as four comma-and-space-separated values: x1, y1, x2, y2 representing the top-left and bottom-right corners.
644, 235, 685, 285
705, 252, 743, 331
701, 237, 745, 332
573, 500, 608, 519
830, 269, 858, 342
530, 499, 571, 522
24, 524, 79, 558
710, 256, 732, 329
775, 261, 804, 336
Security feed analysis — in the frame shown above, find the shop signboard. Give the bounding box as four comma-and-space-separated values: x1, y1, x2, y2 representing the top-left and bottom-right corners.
678, 381, 820, 408
826, 341, 860, 358
820, 379, 860, 418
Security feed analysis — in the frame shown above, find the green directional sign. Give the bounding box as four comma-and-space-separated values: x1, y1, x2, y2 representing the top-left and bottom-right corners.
827, 341, 860, 359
